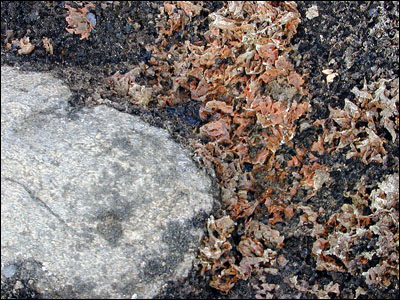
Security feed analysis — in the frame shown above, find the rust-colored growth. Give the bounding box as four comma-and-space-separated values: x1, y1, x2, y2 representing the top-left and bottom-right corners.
104, 1, 328, 295
65, 3, 95, 40
42, 37, 53, 55
9, 37, 35, 55
314, 78, 398, 165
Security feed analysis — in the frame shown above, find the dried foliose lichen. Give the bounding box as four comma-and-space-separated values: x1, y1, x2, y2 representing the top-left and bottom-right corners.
314, 77, 399, 164
7, 37, 35, 55
290, 276, 341, 299
181, 2, 308, 292
160, 1, 202, 36
42, 37, 53, 55
117, 1, 307, 293
105, 63, 154, 106
65, 2, 96, 40
104, 1, 399, 297
311, 173, 399, 289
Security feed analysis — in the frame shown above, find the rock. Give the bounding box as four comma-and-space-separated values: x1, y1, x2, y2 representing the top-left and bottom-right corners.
13, 280, 24, 290
1, 66, 214, 298
2, 264, 17, 278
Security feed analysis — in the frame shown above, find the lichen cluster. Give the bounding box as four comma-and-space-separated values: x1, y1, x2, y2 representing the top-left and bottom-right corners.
105, 1, 399, 298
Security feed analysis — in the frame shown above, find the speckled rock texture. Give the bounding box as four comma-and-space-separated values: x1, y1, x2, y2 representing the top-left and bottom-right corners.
1, 66, 214, 299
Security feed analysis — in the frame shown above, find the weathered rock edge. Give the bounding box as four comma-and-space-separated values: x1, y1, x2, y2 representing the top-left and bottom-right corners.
1, 66, 215, 299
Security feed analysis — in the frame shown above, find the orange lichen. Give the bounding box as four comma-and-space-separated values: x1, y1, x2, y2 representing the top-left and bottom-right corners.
65, 3, 96, 40
104, 0, 398, 295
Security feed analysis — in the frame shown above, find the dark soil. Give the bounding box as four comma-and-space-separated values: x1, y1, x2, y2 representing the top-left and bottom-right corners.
1, 1, 398, 299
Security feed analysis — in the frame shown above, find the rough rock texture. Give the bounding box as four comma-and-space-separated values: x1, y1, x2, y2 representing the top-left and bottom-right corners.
1, 66, 214, 299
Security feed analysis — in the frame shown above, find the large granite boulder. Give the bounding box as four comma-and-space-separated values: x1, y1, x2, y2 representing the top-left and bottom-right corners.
1, 66, 214, 298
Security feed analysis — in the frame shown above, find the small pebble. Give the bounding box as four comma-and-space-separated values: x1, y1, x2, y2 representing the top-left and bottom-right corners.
2, 264, 17, 278
368, 8, 377, 17
86, 13, 96, 27
14, 281, 24, 290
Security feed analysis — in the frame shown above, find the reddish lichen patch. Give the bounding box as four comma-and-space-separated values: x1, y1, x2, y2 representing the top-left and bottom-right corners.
314, 78, 399, 165
104, 0, 399, 296
65, 2, 96, 40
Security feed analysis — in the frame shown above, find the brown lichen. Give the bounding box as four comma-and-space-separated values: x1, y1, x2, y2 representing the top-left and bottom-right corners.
104, 0, 399, 296
9, 37, 35, 55
65, 2, 96, 40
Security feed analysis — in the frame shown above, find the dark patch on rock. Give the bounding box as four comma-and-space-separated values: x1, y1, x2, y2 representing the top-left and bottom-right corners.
143, 258, 169, 278
96, 212, 124, 246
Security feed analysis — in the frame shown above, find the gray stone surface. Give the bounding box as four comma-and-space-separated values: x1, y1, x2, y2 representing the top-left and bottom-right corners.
1, 66, 214, 298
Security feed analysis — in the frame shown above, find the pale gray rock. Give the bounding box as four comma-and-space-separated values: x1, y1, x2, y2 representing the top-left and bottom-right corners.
1, 66, 214, 298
